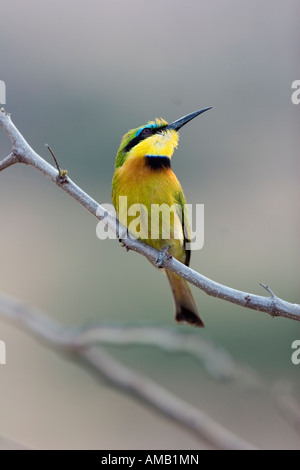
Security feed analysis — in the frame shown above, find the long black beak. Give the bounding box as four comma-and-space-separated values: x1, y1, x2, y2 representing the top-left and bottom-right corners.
167, 107, 212, 131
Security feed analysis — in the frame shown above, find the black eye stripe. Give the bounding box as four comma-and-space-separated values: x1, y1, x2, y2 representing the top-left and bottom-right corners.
123, 125, 167, 153
123, 135, 143, 153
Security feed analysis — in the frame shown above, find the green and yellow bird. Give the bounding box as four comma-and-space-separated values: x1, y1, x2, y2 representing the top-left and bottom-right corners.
112, 108, 211, 327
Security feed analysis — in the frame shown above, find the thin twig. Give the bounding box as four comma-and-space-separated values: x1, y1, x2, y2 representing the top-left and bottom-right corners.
260, 283, 276, 298
0, 109, 299, 323
45, 143, 68, 183
0, 293, 257, 450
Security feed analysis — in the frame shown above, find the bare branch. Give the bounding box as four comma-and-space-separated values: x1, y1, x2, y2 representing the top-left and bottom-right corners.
0, 293, 257, 450
0, 109, 299, 322
0, 152, 17, 171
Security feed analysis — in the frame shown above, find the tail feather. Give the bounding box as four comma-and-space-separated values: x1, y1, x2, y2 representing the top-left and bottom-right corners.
166, 270, 204, 328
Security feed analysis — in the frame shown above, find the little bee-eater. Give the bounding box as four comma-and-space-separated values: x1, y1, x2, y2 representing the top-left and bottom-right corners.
112, 108, 211, 327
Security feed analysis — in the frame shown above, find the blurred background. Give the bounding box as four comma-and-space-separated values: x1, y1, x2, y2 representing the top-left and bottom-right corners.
0, 0, 299, 449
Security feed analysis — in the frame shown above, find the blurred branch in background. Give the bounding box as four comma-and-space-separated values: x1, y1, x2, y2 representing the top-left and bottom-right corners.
0, 293, 257, 450
67, 325, 263, 387
0, 109, 299, 323
274, 381, 300, 435
0, 433, 31, 450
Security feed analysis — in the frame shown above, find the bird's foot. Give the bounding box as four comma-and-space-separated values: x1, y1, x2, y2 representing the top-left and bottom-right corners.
156, 246, 172, 268
118, 227, 130, 251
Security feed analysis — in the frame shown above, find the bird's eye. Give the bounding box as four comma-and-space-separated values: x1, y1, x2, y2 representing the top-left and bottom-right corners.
141, 128, 152, 136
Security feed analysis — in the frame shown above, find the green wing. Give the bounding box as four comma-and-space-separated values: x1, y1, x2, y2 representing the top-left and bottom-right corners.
174, 190, 191, 267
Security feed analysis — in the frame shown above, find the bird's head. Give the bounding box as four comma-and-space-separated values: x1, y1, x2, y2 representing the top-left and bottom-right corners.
115, 107, 212, 168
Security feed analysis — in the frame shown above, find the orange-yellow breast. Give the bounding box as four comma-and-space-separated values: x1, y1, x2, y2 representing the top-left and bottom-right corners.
112, 156, 186, 262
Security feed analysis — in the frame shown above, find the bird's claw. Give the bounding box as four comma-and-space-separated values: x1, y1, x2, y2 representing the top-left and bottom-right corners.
156, 246, 172, 268
118, 238, 125, 247
118, 228, 130, 251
